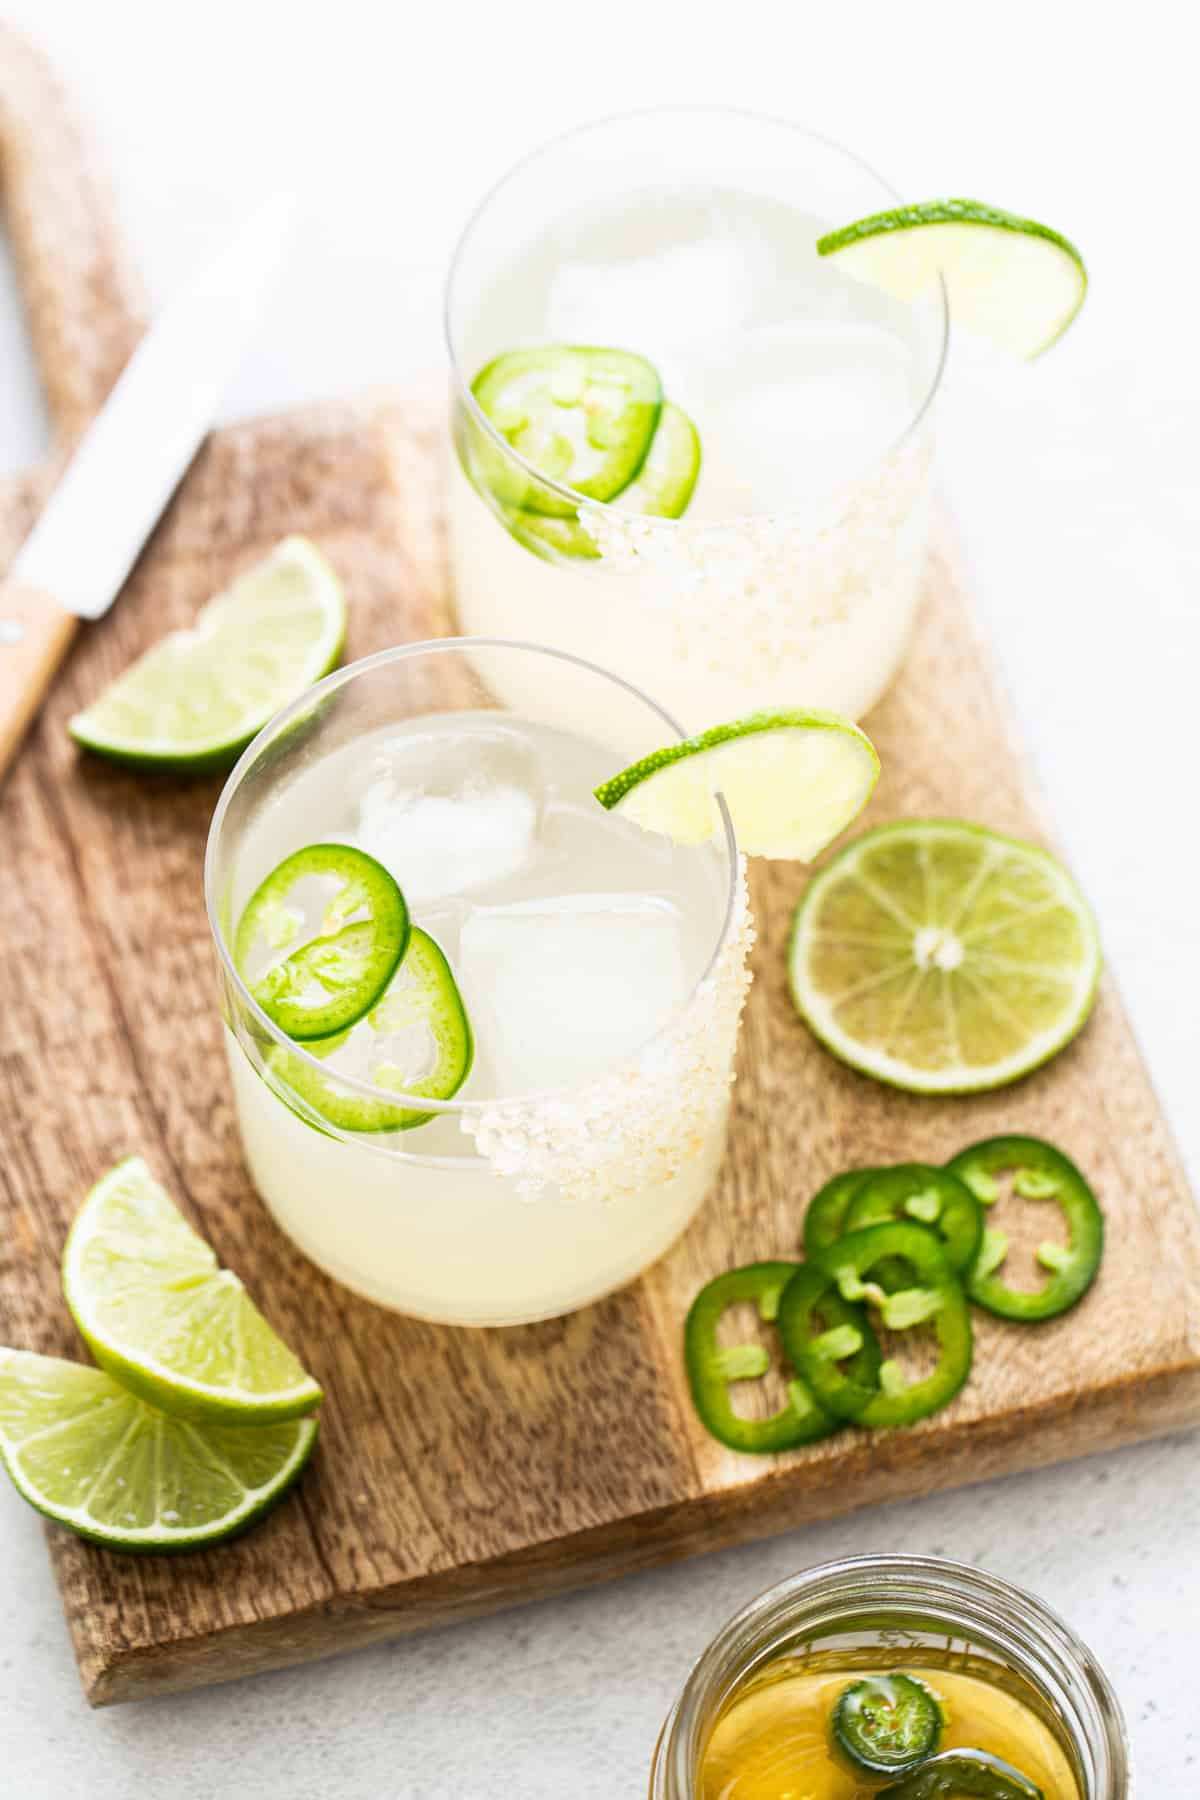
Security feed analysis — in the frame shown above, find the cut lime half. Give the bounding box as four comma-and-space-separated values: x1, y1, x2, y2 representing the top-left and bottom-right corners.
236, 843, 410, 1040
788, 819, 1101, 1093
271, 926, 474, 1132
594, 710, 879, 861
0, 1349, 317, 1553
817, 199, 1086, 358
69, 536, 346, 772
63, 1158, 322, 1423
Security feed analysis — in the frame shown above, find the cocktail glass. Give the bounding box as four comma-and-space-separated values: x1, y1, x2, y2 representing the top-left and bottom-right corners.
205, 638, 750, 1327
445, 107, 947, 733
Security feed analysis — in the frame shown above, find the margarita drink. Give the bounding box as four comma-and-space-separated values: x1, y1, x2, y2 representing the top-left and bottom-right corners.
446, 110, 946, 737
206, 641, 749, 1327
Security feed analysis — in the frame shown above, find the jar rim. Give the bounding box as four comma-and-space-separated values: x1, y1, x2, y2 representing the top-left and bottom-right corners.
652, 1554, 1130, 1800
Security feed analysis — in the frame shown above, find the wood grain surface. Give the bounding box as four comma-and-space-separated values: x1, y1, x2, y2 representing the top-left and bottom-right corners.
2, 25, 1199, 1710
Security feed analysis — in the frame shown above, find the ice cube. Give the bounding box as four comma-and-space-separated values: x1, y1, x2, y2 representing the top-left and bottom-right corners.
355, 723, 541, 904
681, 321, 919, 513
456, 893, 690, 1096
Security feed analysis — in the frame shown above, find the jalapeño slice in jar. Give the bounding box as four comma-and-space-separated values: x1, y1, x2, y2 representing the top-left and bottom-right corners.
846, 1163, 983, 1275
948, 1135, 1104, 1322
831, 1671, 945, 1777
472, 346, 662, 514
877, 1747, 1045, 1799
236, 843, 410, 1040
685, 1262, 877, 1455
779, 1224, 972, 1429
802, 1167, 875, 1257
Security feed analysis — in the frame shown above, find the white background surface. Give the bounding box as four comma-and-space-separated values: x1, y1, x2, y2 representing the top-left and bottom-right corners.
1, 1, 1197, 1793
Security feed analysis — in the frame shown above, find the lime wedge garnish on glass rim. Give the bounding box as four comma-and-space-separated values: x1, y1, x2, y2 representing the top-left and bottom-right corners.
594, 710, 879, 860
0, 1348, 317, 1552
236, 843, 410, 1040
68, 536, 346, 772
270, 925, 474, 1132
62, 1158, 322, 1424
817, 199, 1087, 358
788, 819, 1101, 1093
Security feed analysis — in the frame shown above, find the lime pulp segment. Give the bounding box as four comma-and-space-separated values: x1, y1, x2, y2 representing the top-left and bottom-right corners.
67, 536, 346, 771
0, 1349, 317, 1552
270, 926, 474, 1132
788, 819, 1101, 1092
236, 843, 411, 1040
62, 1157, 322, 1423
595, 709, 879, 861
817, 198, 1087, 359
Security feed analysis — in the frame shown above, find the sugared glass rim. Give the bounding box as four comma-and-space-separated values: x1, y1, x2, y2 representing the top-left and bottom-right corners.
444, 104, 949, 525
204, 636, 739, 1141
652, 1554, 1130, 1799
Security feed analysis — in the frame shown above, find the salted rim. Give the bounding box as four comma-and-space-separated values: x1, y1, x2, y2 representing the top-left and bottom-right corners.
444, 104, 949, 526
204, 636, 739, 1153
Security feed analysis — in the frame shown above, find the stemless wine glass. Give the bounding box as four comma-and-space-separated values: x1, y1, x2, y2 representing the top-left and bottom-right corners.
651, 1556, 1130, 1799
205, 639, 749, 1327
445, 108, 948, 731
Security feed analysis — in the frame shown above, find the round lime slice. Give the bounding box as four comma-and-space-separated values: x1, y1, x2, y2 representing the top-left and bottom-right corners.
62, 1157, 322, 1423
817, 198, 1086, 358
788, 819, 1101, 1093
272, 926, 473, 1132
0, 1348, 317, 1552
236, 843, 410, 1040
594, 710, 879, 861
68, 536, 346, 771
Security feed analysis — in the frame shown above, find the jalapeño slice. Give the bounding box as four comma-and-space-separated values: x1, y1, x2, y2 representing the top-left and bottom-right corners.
802, 1168, 875, 1257
236, 844, 410, 1040
472, 346, 662, 515
947, 1135, 1104, 1322
877, 1748, 1044, 1799
831, 1671, 945, 1777
778, 1224, 972, 1430
270, 927, 473, 1132
499, 397, 701, 562
846, 1164, 983, 1275
616, 400, 701, 518
684, 1262, 878, 1455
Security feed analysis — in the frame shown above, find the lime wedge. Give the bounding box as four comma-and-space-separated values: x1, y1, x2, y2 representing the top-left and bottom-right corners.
62, 1158, 322, 1423
68, 536, 346, 771
594, 710, 879, 861
236, 843, 410, 1040
817, 199, 1086, 358
271, 926, 474, 1132
0, 1349, 317, 1552
788, 819, 1101, 1092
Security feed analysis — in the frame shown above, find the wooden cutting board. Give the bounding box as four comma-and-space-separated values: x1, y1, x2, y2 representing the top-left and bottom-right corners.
3, 28, 1199, 1708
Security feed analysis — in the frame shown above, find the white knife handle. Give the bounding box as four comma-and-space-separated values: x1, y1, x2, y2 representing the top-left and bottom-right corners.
0, 584, 78, 779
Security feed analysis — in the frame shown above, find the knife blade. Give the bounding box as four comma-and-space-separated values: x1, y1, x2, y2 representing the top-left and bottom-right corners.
12, 203, 294, 616
0, 202, 293, 779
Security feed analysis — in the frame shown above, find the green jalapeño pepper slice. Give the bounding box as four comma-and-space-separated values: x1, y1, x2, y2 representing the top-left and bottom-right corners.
685, 1262, 875, 1455
877, 1748, 1044, 1799
846, 1164, 983, 1276
779, 1224, 972, 1430
472, 346, 663, 515
802, 1168, 875, 1257
831, 1671, 944, 1777
947, 1135, 1104, 1322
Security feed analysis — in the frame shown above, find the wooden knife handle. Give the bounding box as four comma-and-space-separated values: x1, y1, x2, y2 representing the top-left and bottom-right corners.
0, 583, 79, 776
0, 28, 145, 780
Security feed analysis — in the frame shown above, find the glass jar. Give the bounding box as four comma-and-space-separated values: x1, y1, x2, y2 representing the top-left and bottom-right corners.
650, 1555, 1129, 1798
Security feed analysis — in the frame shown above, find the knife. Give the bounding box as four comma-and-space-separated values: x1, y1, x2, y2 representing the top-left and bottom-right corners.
0, 203, 294, 779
